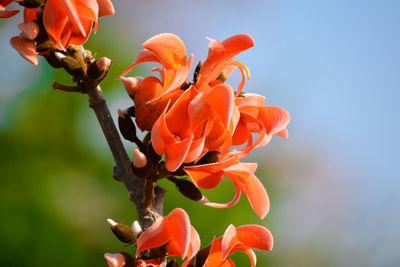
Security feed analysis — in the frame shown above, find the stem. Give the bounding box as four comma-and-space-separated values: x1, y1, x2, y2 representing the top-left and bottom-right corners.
86, 84, 165, 229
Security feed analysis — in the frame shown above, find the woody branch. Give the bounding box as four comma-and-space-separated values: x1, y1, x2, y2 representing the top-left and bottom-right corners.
53, 45, 165, 230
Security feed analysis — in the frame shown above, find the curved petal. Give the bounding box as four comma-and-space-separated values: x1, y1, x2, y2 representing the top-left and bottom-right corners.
97, 0, 115, 17
10, 36, 38, 65
221, 225, 240, 260
0, 9, 19, 18
238, 174, 270, 219
142, 33, 187, 69
165, 209, 192, 259
258, 106, 290, 136
200, 37, 225, 77
203, 180, 242, 209
120, 49, 160, 77
165, 135, 194, 172
221, 34, 255, 61
136, 219, 169, 255
275, 128, 289, 138
235, 225, 274, 251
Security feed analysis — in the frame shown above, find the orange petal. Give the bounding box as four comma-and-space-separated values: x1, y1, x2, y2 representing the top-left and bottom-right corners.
97, 0, 115, 17
165, 135, 194, 172
136, 219, 169, 255
221, 225, 241, 260
236, 225, 273, 251
165, 208, 192, 258
142, 33, 187, 69
200, 37, 225, 77
10, 36, 38, 65
258, 106, 290, 136
203, 237, 223, 267
24, 7, 38, 22
59, 0, 86, 37
151, 105, 172, 156
206, 84, 235, 128
120, 49, 160, 77
18, 22, 39, 40
275, 128, 289, 138
236, 93, 265, 109
221, 34, 255, 61
0, 9, 19, 18
238, 174, 270, 219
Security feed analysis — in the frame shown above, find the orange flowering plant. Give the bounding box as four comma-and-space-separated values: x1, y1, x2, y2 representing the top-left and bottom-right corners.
1, 1, 290, 266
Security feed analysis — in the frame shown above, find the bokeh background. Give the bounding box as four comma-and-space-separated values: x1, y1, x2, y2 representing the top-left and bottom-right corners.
1, 0, 399, 266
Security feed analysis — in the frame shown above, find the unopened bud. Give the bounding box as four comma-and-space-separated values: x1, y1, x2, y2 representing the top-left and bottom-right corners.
107, 219, 136, 244
107, 218, 117, 228
18, 22, 39, 40
168, 177, 203, 202
104, 253, 125, 267
197, 151, 221, 165
133, 149, 147, 168
166, 258, 179, 267
131, 220, 142, 237
119, 76, 143, 100
87, 57, 112, 80
14, 0, 44, 8
54, 51, 66, 60
118, 109, 137, 142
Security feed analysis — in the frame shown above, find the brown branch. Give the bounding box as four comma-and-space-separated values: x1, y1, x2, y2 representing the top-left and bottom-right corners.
86, 84, 165, 229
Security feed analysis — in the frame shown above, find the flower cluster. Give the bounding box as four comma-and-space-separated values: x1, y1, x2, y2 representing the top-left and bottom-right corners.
111, 32, 290, 266
106, 209, 273, 267
1, 0, 114, 64
120, 33, 290, 219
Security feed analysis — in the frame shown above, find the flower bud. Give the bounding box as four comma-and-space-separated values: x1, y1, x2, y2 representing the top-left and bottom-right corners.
131, 220, 143, 237
167, 177, 203, 202
118, 109, 137, 142
14, 0, 44, 8
197, 151, 221, 165
107, 218, 137, 244
133, 149, 147, 168
10, 36, 38, 65
166, 258, 179, 267
87, 57, 112, 80
104, 253, 125, 267
119, 76, 143, 100
18, 22, 39, 40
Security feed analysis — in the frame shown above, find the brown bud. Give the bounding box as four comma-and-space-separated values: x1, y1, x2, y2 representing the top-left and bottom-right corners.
197, 151, 221, 165
168, 177, 203, 202
87, 57, 112, 80
118, 109, 137, 142
107, 219, 137, 244
15, 0, 44, 8
166, 258, 179, 267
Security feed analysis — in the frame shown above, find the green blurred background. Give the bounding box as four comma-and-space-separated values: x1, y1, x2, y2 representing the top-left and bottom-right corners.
1, 1, 400, 266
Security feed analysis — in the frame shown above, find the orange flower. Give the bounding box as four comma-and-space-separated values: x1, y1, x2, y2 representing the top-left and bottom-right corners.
196, 34, 253, 95
136, 208, 200, 263
43, 0, 114, 49
120, 33, 193, 131
151, 83, 236, 171
0, 0, 19, 18
231, 93, 290, 158
184, 154, 269, 219
201, 224, 273, 267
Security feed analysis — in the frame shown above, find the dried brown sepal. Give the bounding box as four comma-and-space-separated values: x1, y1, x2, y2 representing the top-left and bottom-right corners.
167, 177, 203, 202
118, 109, 137, 142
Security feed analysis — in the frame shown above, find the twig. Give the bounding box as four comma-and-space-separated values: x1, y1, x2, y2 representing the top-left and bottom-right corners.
86, 84, 165, 229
